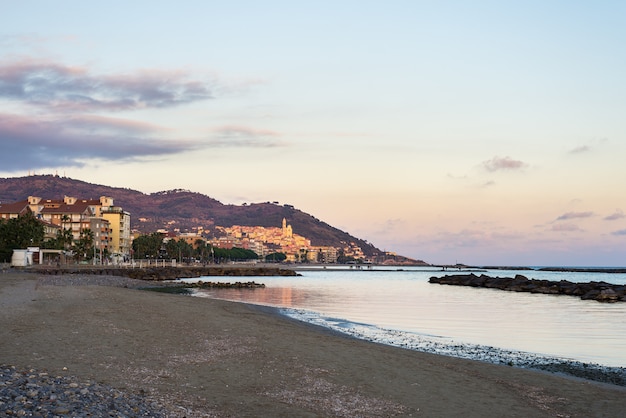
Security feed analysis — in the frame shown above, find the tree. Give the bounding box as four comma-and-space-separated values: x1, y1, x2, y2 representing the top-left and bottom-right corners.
164, 239, 193, 262
41, 226, 74, 251
58, 227, 74, 250
297, 248, 309, 263
132, 233, 163, 259
211, 246, 258, 263
337, 255, 356, 264
0, 212, 45, 262
194, 239, 208, 261
265, 252, 287, 262
74, 228, 94, 261
229, 247, 258, 261
60, 214, 70, 230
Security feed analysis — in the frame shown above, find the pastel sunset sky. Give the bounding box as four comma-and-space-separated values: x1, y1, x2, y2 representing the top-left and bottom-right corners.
1, 1, 625, 266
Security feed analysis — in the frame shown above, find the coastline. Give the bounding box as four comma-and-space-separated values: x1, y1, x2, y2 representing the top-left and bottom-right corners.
2, 272, 625, 417
281, 307, 626, 386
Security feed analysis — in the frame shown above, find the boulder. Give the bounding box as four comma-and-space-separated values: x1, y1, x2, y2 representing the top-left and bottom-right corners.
430, 274, 625, 303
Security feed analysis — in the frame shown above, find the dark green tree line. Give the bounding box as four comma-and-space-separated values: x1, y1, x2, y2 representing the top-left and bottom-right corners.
165, 239, 194, 262
0, 212, 45, 262
211, 247, 258, 263
265, 252, 287, 262
132, 232, 164, 259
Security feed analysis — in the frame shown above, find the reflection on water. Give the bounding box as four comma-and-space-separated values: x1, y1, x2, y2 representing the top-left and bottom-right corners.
196, 286, 316, 307
188, 268, 626, 367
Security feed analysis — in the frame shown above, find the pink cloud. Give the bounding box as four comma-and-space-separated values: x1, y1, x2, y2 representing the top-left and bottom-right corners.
0, 58, 214, 111
568, 138, 608, 155
208, 125, 286, 148
212, 125, 280, 137
0, 58, 277, 172
569, 145, 590, 154
604, 210, 625, 221
0, 112, 200, 170
0, 111, 289, 171
556, 211, 594, 221
481, 156, 527, 172
65, 114, 169, 134
551, 223, 583, 232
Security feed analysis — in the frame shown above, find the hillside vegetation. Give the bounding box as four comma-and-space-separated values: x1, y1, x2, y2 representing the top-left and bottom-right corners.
0, 175, 391, 258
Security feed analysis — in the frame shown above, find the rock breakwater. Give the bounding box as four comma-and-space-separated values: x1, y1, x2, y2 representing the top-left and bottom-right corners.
36, 266, 298, 281
429, 273, 626, 303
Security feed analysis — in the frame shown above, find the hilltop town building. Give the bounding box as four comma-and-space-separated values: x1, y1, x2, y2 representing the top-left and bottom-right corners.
214, 218, 340, 263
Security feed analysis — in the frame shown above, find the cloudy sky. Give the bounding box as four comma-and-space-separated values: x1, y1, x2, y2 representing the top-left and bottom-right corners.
2, 1, 625, 266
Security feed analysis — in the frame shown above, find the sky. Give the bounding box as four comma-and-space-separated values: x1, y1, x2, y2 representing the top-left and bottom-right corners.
1, 1, 625, 266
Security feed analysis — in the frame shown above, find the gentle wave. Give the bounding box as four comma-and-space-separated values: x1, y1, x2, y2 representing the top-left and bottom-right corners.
185, 267, 626, 370
281, 307, 626, 386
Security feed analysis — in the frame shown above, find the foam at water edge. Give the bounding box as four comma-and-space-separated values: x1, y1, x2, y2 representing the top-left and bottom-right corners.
281, 307, 626, 386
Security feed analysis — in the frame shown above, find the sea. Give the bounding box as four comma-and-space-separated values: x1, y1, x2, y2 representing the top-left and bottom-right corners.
180, 266, 626, 376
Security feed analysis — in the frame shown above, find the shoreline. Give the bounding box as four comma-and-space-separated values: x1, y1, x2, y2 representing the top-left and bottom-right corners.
186, 286, 626, 384
2, 272, 625, 416
19, 268, 626, 378
188, 289, 626, 386
279, 307, 626, 386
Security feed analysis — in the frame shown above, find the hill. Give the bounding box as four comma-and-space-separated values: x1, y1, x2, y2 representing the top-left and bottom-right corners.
0, 175, 424, 263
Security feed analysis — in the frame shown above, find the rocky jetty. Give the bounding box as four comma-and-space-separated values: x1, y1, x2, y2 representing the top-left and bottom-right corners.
429, 273, 626, 303
147, 280, 266, 293
537, 267, 626, 273
36, 266, 299, 281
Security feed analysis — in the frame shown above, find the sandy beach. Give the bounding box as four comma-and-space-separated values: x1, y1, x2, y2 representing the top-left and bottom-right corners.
1, 272, 625, 417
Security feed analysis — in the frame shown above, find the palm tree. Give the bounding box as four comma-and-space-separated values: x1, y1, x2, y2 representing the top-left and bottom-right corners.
76, 228, 94, 261
58, 214, 73, 251
195, 239, 207, 262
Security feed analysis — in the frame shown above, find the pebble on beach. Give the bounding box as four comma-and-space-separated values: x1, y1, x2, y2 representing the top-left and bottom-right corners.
0, 365, 167, 417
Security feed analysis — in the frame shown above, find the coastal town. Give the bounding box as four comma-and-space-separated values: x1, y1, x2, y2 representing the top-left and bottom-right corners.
0, 194, 387, 266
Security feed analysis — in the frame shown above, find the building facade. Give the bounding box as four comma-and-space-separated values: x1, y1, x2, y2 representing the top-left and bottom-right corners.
2, 195, 131, 261
102, 206, 131, 261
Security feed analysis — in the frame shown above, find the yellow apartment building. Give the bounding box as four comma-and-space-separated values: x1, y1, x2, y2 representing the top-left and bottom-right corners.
101, 205, 131, 261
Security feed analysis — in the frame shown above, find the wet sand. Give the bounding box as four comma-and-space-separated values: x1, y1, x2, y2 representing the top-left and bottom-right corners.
1, 272, 625, 417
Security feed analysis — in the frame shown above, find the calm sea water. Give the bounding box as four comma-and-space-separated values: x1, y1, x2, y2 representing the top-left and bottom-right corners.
186, 267, 626, 368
